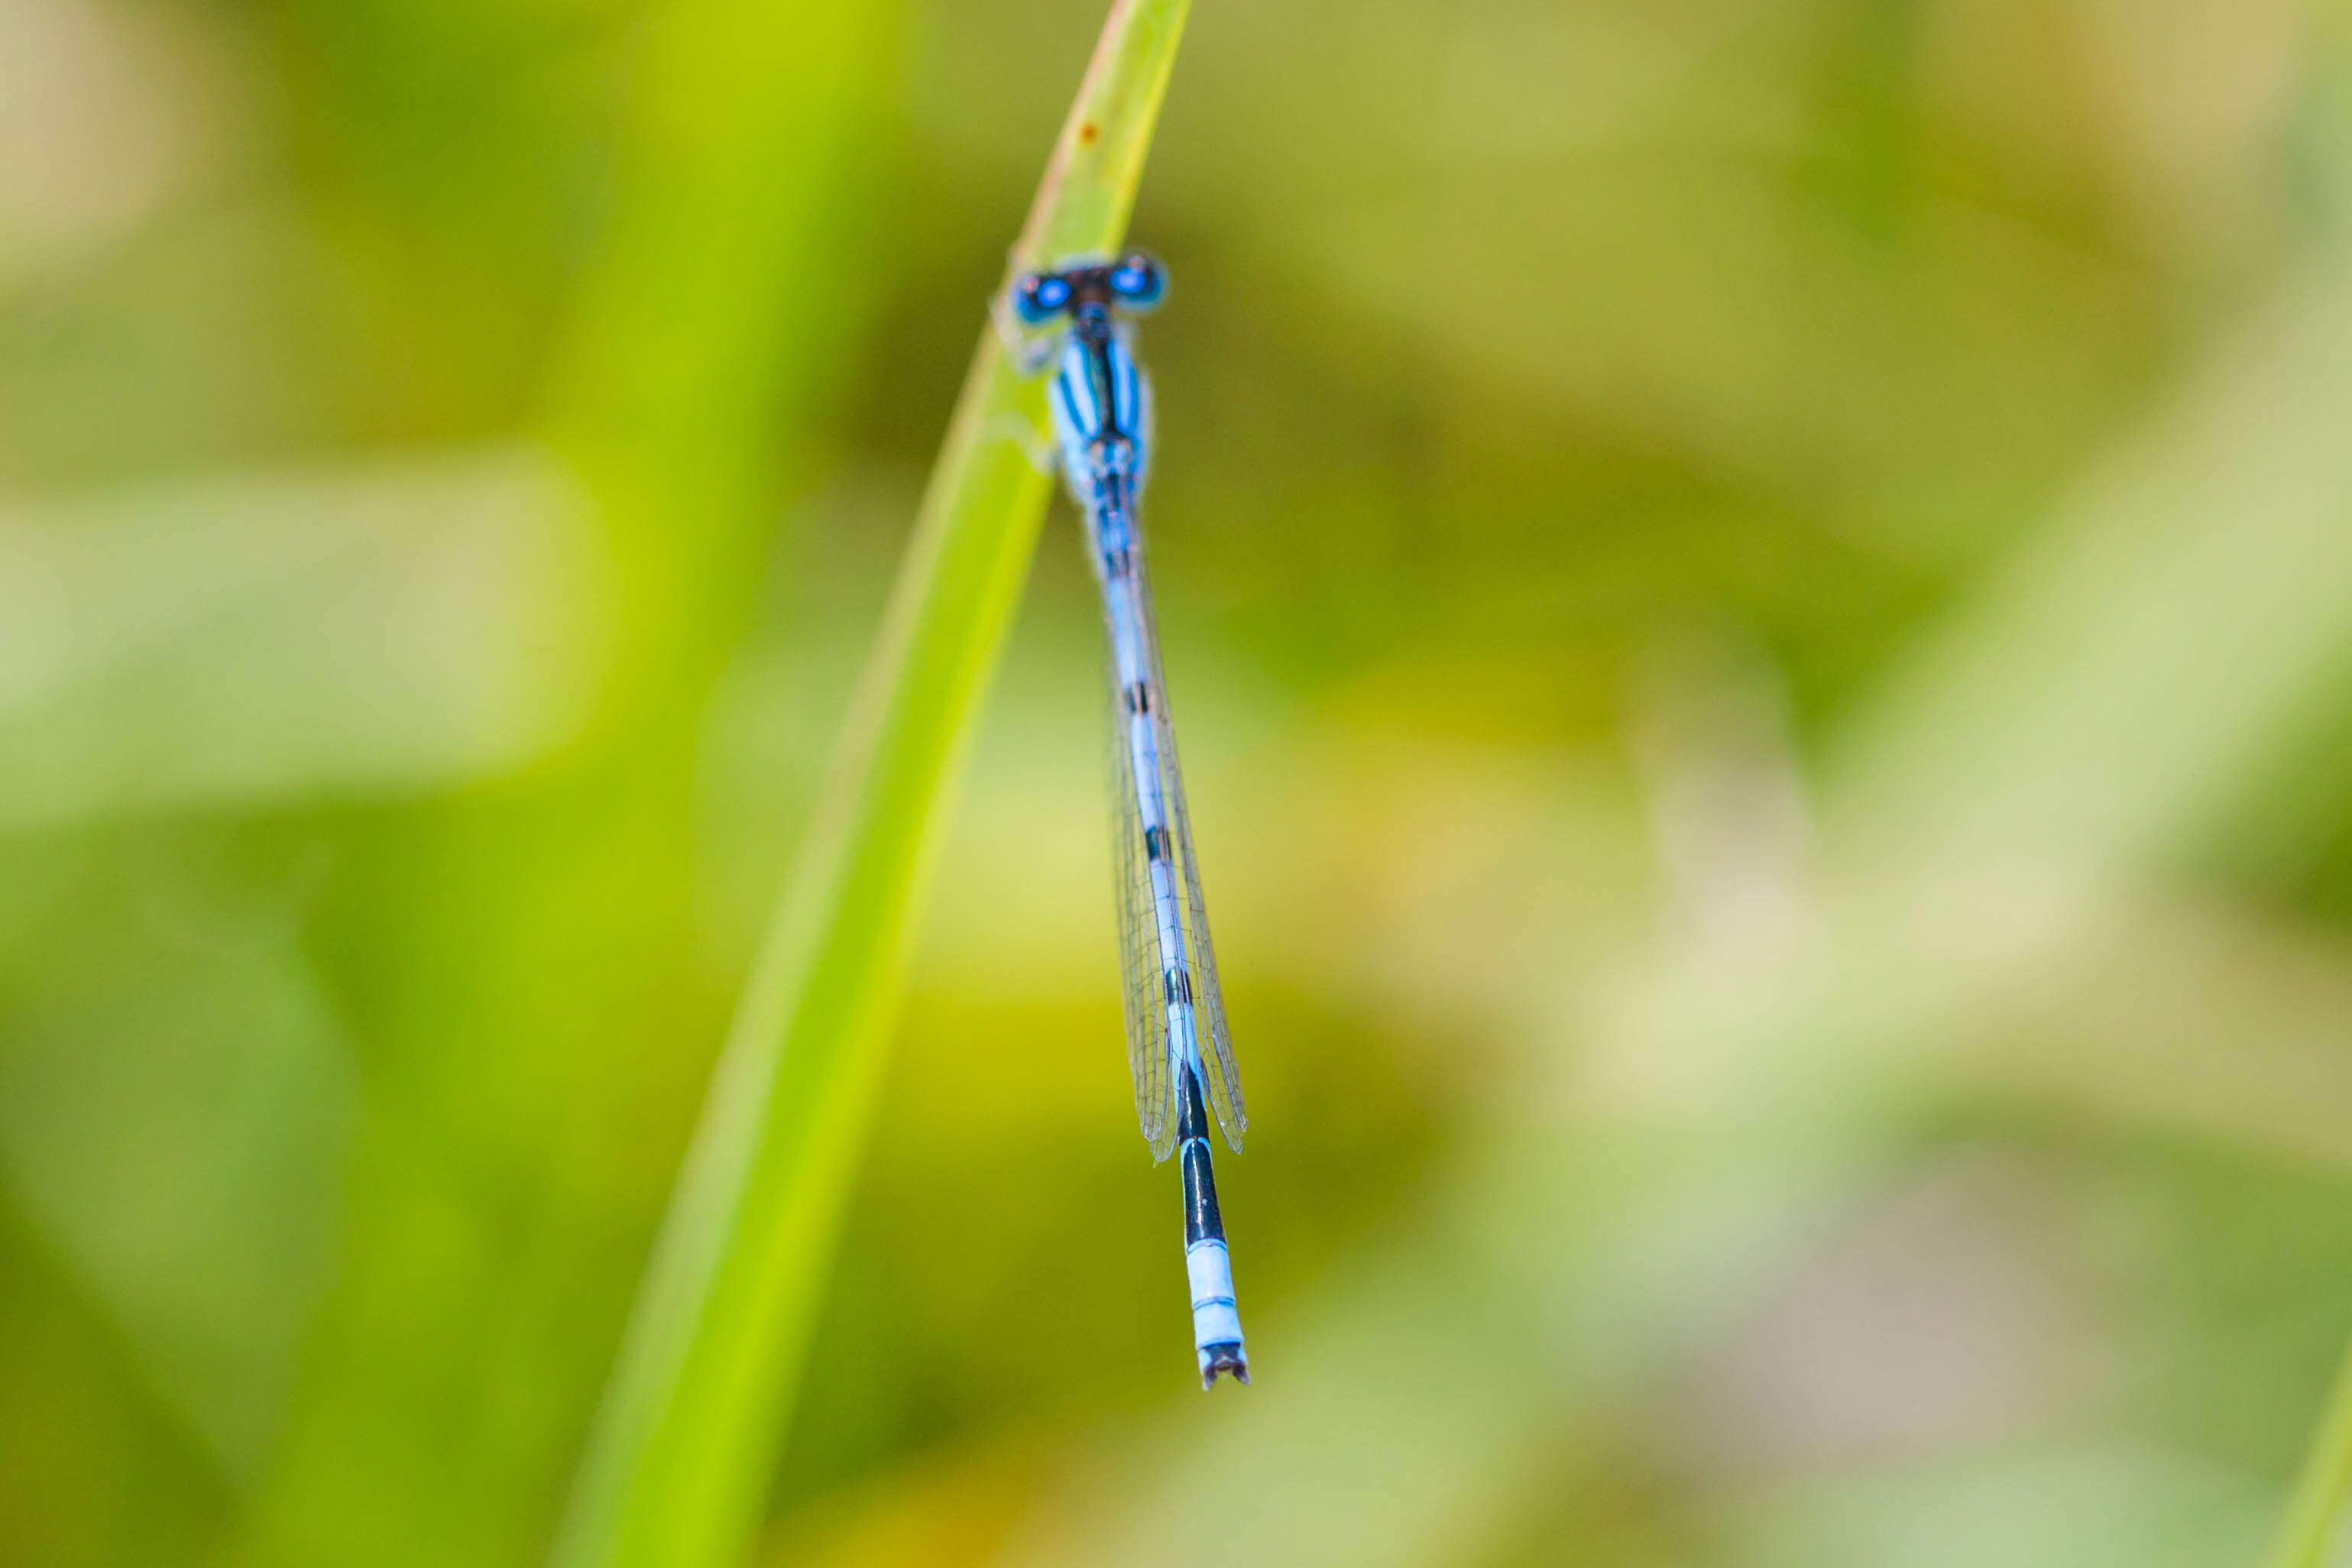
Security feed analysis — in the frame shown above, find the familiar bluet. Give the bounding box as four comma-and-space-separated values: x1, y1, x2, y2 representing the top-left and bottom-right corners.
1009, 253, 1250, 1389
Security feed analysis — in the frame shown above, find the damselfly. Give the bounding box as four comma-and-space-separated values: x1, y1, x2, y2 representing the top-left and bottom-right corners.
1008, 253, 1250, 1389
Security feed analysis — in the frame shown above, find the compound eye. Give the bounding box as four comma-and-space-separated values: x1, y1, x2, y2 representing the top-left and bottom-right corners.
1108, 253, 1165, 309
1013, 273, 1072, 325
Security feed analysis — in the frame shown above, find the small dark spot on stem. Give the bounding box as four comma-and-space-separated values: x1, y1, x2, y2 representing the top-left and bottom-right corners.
1079, 121, 1099, 144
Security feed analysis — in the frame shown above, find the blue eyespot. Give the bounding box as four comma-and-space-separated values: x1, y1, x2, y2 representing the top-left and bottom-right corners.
1014, 273, 1072, 325
1109, 253, 1166, 309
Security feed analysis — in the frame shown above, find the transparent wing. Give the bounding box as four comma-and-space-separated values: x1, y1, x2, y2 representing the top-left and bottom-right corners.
1129, 548, 1246, 1152
1106, 646, 1178, 1161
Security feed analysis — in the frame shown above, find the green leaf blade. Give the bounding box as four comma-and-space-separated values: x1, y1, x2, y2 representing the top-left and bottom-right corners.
552, 5, 1191, 1566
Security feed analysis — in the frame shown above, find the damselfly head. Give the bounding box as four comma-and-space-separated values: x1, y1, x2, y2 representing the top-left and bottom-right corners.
1012, 251, 1167, 326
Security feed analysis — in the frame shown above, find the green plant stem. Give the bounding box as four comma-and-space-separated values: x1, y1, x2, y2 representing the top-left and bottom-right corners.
2263, 1337, 2352, 1568
549, 5, 1191, 1566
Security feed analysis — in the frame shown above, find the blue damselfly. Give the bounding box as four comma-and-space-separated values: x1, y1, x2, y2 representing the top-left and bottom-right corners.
1008, 253, 1250, 1389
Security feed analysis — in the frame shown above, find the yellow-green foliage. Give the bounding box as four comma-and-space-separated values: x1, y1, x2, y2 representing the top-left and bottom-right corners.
10, 4, 2352, 1568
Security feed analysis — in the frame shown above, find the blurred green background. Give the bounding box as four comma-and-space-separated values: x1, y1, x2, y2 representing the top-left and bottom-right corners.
8, 0, 2352, 1564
